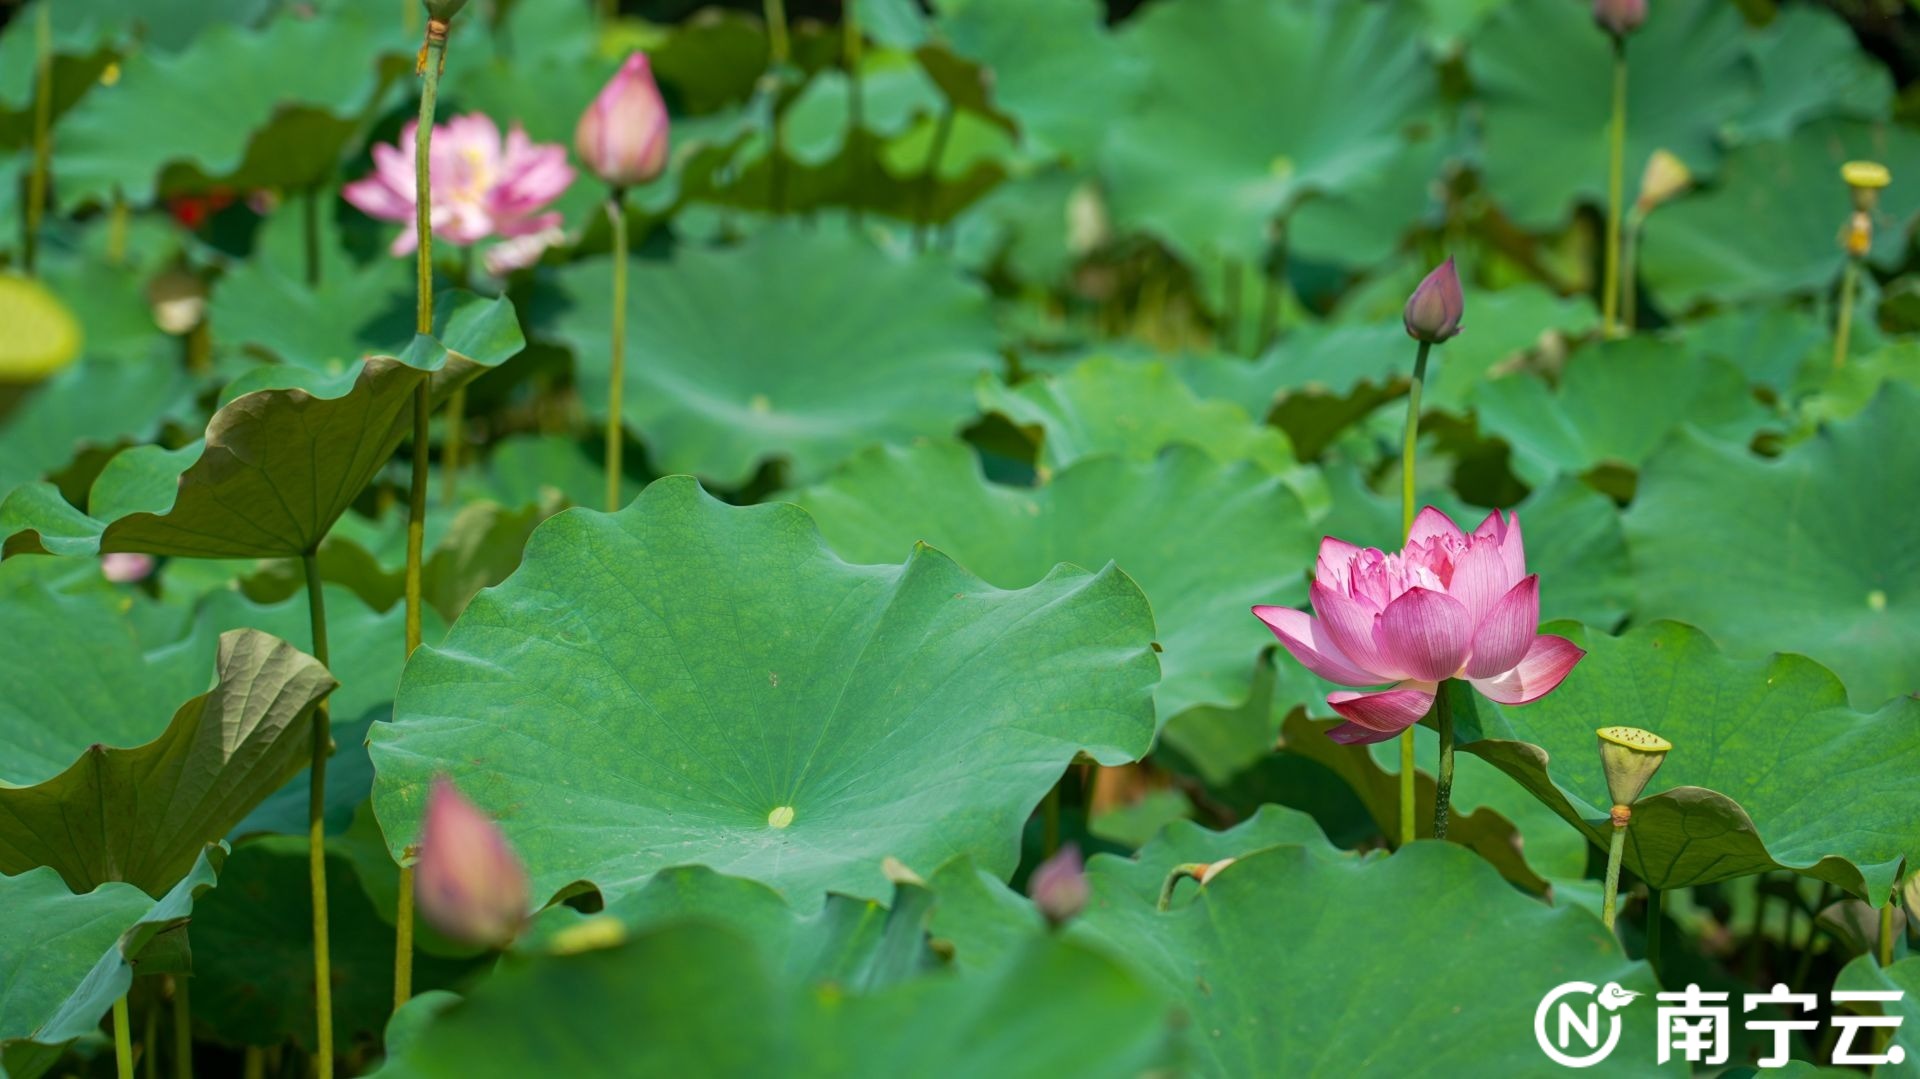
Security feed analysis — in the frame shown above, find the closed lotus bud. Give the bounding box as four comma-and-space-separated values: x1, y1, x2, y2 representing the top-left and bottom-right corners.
1592, 0, 1646, 37
1028, 844, 1088, 927
1596, 726, 1671, 809
101, 552, 155, 583
1403, 257, 1464, 344
575, 53, 671, 188
416, 776, 531, 949
1635, 150, 1690, 215
1842, 160, 1891, 214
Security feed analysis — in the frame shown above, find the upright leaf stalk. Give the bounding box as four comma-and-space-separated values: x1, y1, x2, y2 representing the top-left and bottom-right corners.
1591, 0, 1643, 336
302, 553, 334, 1078
1595, 726, 1669, 935
1836, 161, 1891, 370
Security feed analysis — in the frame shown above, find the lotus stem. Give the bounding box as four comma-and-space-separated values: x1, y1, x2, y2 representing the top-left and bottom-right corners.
913, 104, 955, 251
442, 386, 465, 507
113, 995, 134, 1079
1432, 682, 1455, 841
1222, 258, 1243, 354
1647, 885, 1663, 976
143, 993, 156, 1079
397, 17, 449, 1012
1834, 258, 1860, 370
304, 186, 323, 288
24, 1, 51, 274
1601, 36, 1626, 337
173, 977, 192, 1079
1600, 813, 1628, 930
243, 1047, 264, 1079
108, 190, 130, 267
605, 188, 629, 512
1042, 784, 1061, 859
1621, 209, 1644, 333
1396, 339, 1432, 848
1880, 898, 1897, 967
302, 552, 334, 1079
764, 0, 790, 214
1157, 863, 1211, 912
844, 1, 865, 227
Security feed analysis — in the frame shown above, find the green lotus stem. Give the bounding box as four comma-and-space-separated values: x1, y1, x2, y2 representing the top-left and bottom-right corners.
1222, 258, 1243, 354
1157, 863, 1211, 912
113, 995, 133, 1079
304, 186, 323, 288
143, 993, 156, 1079
1621, 209, 1644, 333
844, 1, 864, 227
1432, 682, 1455, 841
1646, 885, 1663, 975
763, 0, 790, 214
243, 1047, 263, 1079
764, 0, 790, 66
1042, 784, 1061, 859
108, 190, 129, 267
302, 552, 334, 1079
1601, 36, 1626, 337
1880, 898, 1897, 966
1600, 822, 1627, 929
173, 978, 192, 1079
24, 1, 51, 274
605, 188, 629, 512
441, 386, 466, 507
914, 104, 955, 251
1834, 258, 1860, 370
1396, 339, 1431, 848
1791, 881, 1834, 990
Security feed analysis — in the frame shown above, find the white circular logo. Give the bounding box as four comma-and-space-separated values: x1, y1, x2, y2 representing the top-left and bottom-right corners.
1534, 980, 1636, 1068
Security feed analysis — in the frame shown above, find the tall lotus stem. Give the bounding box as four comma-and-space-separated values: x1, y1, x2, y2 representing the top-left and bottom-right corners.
113, 995, 134, 1079
764, 0, 791, 213
1601, 36, 1626, 337
24, 1, 51, 274
1596, 725, 1669, 932
302, 552, 334, 1077
1156, 859, 1235, 911
1835, 161, 1890, 370
1881, 900, 1897, 967
844, 1, 865, 225
173, 978, 192, 1079
1432, 681, 1455, 840
143, 997, 155, 1079
605, 189, 629, 512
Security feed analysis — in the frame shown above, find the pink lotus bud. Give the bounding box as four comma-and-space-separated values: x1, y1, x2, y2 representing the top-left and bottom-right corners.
575, 54, 671, 188
101, 553, 155, 583
1402, 257, 1464, 344
1027, 843, 1088, 927
416, 776, 530, 949
1592, 0, 1646, 37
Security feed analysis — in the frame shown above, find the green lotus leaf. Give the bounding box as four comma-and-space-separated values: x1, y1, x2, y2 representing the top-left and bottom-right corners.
1071, 830, 1670, 1077
374, 919, 1170, 1078
369, 476, 1158, 910
548, 226, 997, 486
187, 837, 481, 1054
1471, 0, 1752, 230
207, 242, 411, 375
1625, 381, 1917, 708
788, 439, 1306, 720
1677, 305, 1828, 398
0, 626, 331, 897
855, 0, 929, 49
0, 844, 223, 1072
1833, 955, 1920, 1076
1099, 0, 1435, 266
0, 356, 193, 501
1640, 119, 1920, 310
933, 0, 1139, 163
778, 53, 945, 168
1473, 336, 1775, 487
1735, 6, 1891, 144
1, 293, 523, 559
1456, 621, 1920, 902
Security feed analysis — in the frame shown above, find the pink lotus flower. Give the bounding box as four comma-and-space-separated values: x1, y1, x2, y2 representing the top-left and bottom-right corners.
416, 775, 531, 948
342, 113, 574, 270
575, 53, 671, 187
101, 552, 154, 583
1253, 506, 1584, 745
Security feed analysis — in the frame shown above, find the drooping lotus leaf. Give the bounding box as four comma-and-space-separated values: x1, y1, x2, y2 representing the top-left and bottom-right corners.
1734, 6, 1891, 145
788, 440, 1307, 720
0, 845, 223, 1070
1456, 621, 1920, 903
52, 0, 408, 205
1625, 381, 1918, 708
1, 293, 523, 559
1640, 118, 1920, 310
548, 226, 998, 487
1473, 336, 1775, 487
373, 920, 1170, 1078
369, 476, 1159, 910
1098, 0, 1435, 266
1471, 0, 1753, 229
1070, 831, 1671, 1077
933, 0, 1140, 163
188, 837, 482, 1054
0, 628, 332, 896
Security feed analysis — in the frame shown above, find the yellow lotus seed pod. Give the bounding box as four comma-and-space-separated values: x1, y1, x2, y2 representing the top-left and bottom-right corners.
1596, 726, 1671, 808
1636, 150, 1691, 214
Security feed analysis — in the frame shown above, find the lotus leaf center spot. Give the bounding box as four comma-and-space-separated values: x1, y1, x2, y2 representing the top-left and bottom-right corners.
768, 805, 795, 829
750, 394, 772, 414
1869, 589, 1888, 611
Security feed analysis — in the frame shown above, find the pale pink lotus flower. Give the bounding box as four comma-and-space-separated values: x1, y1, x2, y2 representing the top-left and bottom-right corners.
416, 775, 531, 949
342, 113, 574, 262
100, 552, 154, 583
1254, 506, 1584, 745
575, 53, 671, 187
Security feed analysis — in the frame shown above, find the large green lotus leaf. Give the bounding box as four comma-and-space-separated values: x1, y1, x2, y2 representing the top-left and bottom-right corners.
1471, 0, 1752, 230
1834, 955, 1920, 1077
1734, 6, 1891, 144
2, 294, 523, 559
1071, 835, 1669, 1077
0, 845, 222, 1069
979, 356, 1297, 476
1456, 621, 1920, 903
788, 440, 1306, 720
932, 0, 1140, 163
1287, 133, 1453, 269
1098, 0, 1433, 266
369, 476, 1158, 909
207, 244, 412, 375
548, 227, 997, 487
375, 920, 1169, 1078
1625, 382, 1918, 708
1641, 119, 1920, 309
1677, 305, 1828, 397
188, 837, 480, 1054
0, 628, 331, 897
1473, 336, 1775, 487
0, 356, 192, 500
52, 0, 407, 205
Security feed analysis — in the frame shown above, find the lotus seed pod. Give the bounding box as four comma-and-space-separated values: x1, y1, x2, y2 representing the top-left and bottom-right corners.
1402, 257, 1464, 345
1596, 726, 1671, 808
1843, 160, 1891, 213
1636, 150, 1691, 215
1592, 0, 1646, 37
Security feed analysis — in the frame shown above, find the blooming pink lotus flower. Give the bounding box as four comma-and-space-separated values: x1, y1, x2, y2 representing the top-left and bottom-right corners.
416, 775, 531, 948
342, 113, 574, 271
575, 53, 671, 187
1254, 506, 1584, 745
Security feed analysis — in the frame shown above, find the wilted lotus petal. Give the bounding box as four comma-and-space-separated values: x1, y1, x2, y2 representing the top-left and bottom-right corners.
416, 775, 531, 949
1402, 257, 1464, 344
1028, 843, 1089, 927
575, 53, 672, 188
